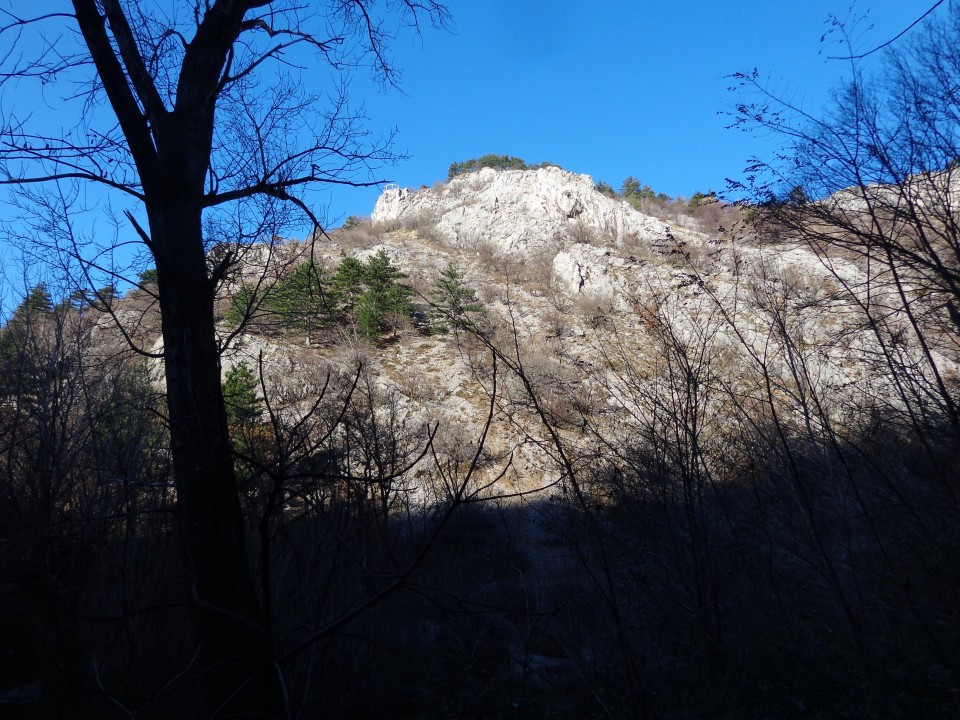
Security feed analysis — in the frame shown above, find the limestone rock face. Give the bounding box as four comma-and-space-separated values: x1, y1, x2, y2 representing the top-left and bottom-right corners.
553, 244, 619, 301
372, 166, 694, 257
111, 161, 957, 501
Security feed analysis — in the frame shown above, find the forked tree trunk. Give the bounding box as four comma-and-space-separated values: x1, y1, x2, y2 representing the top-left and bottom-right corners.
65, 0, 429, 712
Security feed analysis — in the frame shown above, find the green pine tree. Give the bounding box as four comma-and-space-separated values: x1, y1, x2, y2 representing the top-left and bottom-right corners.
226, 261, 335, 341
138, 268, 159, 287
429, 263, 482, 334
225, 284, 260, 329
0, 284, 55, 396
355, 289, 383, 339
222, 362, 262, 427
351, 250, 412, 339
331, 255, 367, 317
89, 284, 118, 310
270, 261, 335, 339
12, 283, 53, 321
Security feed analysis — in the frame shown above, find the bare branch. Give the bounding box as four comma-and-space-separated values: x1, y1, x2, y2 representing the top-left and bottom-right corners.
0, 171, 144, 199
828, 1, 946, 60
100, 0, 169, 121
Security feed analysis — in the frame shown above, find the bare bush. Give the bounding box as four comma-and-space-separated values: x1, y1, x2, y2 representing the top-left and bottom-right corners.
336, 217, 383, 251
565, 218, 596, 246
475, 236, 502, 270
573, 294, 613, 327
398, 211, 445, 246
525, 247, 558, 294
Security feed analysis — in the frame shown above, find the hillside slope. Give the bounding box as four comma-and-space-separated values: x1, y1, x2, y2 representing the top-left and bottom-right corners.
5, 165, 959, 718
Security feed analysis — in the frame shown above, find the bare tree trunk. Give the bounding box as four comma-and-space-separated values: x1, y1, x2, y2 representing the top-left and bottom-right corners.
150, 202, 266, 712
1, 2, 450, 713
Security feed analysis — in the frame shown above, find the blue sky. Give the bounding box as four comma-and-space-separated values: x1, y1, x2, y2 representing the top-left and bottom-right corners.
0, 1, 943, 302
320, 1, 936, 224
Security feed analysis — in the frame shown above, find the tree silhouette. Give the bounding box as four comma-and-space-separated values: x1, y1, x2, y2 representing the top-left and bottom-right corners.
0, 1, 448, 714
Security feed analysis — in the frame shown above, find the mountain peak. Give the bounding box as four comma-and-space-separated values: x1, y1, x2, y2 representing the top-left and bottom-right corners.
372, 165, 696, 257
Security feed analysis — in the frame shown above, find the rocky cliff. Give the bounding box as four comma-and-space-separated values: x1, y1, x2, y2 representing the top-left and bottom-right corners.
99, 165, 958, 494
372, 165, 701, 256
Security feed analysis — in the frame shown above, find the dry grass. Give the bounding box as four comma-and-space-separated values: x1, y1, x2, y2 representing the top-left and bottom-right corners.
334, 218, 383, 251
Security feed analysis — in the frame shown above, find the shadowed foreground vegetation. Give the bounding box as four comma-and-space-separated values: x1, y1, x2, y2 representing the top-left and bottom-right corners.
0, 276, 957, 719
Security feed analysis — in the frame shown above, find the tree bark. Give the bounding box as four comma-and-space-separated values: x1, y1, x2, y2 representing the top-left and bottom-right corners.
150, 199, 266, 713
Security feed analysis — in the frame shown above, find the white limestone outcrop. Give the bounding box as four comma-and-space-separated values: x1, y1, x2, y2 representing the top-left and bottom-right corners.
372, 166, 698, 257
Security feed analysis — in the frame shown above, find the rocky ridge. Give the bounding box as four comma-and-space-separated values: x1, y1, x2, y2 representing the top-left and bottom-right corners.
112, 165, 958, 494
372, 165, 704, 255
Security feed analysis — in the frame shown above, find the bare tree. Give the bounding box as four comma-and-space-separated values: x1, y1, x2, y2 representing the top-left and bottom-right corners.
728, 2, 960, 450
0, 1, 448, 714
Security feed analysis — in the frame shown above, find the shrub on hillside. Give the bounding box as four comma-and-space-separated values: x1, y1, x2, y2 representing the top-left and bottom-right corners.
448, 154, 529, 178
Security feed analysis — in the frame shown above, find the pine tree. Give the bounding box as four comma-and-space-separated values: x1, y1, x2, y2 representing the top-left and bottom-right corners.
1, 284, 53, 354
10, 284, 53, 322
226, 262, 335, 342
355, 250, 412, 339
0, 284, 56, 397
270, 261, 335, 340
429, 263, 482, 334
225, 284, 260, 329
222, 362, 262, 428
332, 250, 412, 339
137, 268, 158, 287
331, 255, 368, 317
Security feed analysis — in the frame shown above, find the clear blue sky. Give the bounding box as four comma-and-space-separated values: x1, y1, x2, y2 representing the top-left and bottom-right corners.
0, 1, 942, 300
320, 1, 936, 224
